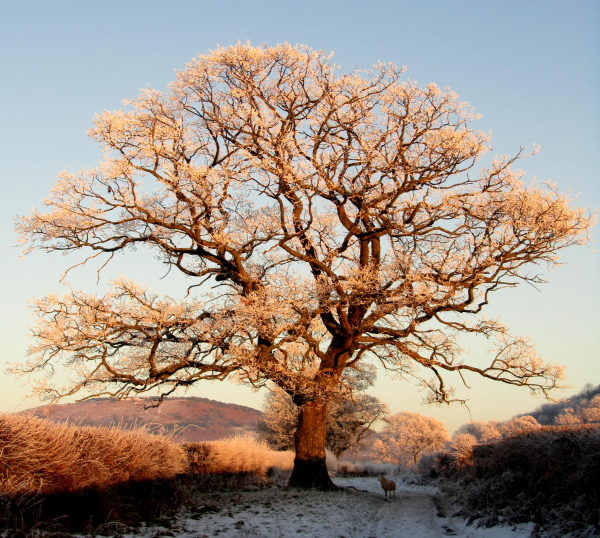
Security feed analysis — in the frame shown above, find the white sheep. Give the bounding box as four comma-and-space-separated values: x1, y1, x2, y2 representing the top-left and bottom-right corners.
377, 475, 396, 497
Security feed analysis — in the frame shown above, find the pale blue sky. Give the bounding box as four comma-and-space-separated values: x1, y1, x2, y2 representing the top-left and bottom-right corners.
1, 0, 598, 433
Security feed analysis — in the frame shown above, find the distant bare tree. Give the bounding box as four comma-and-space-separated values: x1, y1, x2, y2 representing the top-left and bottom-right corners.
256, 386, 299, 452
13, 43, 595, 488
257, 365, 388, 458
326, 393, 388, 459
372, 412, 449, 465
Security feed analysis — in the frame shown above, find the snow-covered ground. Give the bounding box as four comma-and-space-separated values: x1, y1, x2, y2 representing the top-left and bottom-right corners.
125, 476, 534, 538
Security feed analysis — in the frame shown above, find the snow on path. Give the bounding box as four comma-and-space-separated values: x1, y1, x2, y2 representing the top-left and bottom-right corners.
336, 477, 534, 538
117, 477, 534, 538
372, 490, 439, 537
336, 477, 442, 537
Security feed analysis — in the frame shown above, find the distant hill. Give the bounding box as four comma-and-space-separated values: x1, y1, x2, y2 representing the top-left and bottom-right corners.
18, 396, 263, 442
520, 383, 600, 425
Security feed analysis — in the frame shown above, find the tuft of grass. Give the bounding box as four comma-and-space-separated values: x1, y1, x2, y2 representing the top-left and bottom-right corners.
0, 412, 188, 496
185, 434, 294, 477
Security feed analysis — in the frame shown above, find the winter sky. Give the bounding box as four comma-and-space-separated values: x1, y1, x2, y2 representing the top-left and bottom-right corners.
1, 0, 598, 433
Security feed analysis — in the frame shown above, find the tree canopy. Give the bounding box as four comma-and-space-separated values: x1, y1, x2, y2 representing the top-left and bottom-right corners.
13, 42, 595, 488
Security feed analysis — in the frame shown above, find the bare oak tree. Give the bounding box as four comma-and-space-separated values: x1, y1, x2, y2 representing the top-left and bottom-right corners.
14, 43, 595, 489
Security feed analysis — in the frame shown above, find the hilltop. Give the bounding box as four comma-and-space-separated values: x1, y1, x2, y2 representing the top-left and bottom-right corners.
521, 383, 600, 425
18, 396, 262, 442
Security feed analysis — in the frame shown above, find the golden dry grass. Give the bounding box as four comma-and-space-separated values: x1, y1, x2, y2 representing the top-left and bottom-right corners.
0, 412, 188, 496
186, 434, 294, 476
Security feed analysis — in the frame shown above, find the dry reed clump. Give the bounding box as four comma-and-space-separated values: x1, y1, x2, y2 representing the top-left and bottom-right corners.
185, 434, 294, 477
0, 412, 188, 496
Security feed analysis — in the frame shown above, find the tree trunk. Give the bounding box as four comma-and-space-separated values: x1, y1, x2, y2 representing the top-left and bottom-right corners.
288, 400, 338, 490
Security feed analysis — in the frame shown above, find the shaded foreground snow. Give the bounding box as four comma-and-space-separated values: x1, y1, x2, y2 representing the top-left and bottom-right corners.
116, 477, 534, 538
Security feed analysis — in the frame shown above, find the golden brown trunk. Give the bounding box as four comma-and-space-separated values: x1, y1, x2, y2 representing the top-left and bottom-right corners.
288, 401, 337, 490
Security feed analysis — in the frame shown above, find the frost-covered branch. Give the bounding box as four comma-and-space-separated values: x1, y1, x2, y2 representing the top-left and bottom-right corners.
13, 43, 595, 407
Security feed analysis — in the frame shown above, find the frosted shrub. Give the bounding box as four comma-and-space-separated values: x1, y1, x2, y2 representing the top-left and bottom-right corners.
452, 416, 541, 444
450, 434, 477, 467
443, 425, 600, 536
454, 421, 501, 442
498, 415, 540, 437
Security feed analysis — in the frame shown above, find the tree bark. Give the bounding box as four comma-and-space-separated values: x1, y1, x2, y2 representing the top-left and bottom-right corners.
288, 400, 338, 490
